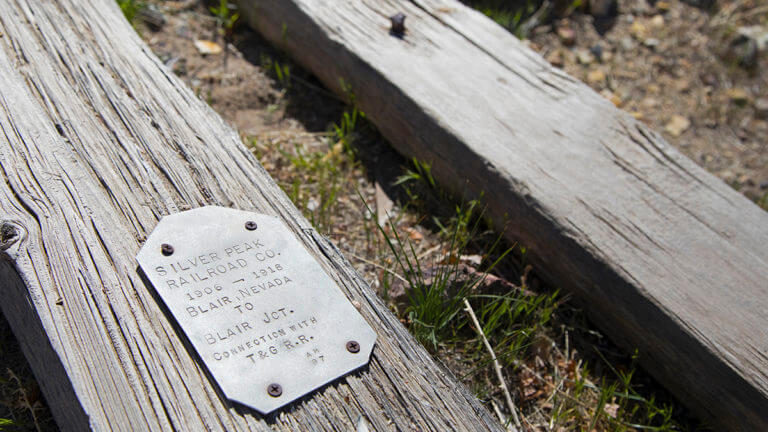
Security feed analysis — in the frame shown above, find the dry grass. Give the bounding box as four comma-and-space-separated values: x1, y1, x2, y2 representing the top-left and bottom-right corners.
0, 315, 54, 431
244, 96, 706, 430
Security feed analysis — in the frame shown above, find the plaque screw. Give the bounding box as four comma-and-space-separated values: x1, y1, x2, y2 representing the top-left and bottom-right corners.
161, 243, 174, 256
346, 340, 360, 353
267, 383, 282, 397
245, 221, 258, 231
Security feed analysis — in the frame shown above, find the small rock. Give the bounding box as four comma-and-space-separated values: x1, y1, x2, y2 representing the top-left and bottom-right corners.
665, 115, 690, 137
306, 197, 320, 211
546, 50, 565, 68
587, 69, 606, 84
675, 79, 690, 92
620, 36, 635, 51
649, 14, 665, 28
655, 1, 671, 11
590, 44, 604, 61
726, 88, 750, 106
194, 39, 222, 55
641, 97, 659, 109
630, 1, 650, 16
630, 21, 648, 40
754, 98, 768, 119
576, 48, 595, 65
557, 26, 576, 46
738, 174, 753, 187
700, 73, 718, 87
643, 38, 660, 49
759, 180, 768, 190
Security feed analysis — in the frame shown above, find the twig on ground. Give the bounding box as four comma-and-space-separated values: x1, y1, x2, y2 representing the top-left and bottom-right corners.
463, 298, 522, 430
491, 400, 512, 431
343, 249, 410, 284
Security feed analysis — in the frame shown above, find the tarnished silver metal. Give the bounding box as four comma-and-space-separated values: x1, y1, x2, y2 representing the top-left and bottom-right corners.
136, 206, 376, 414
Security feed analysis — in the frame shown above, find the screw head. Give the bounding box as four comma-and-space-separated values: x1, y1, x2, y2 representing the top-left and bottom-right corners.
267, 383, 282, 397
161, 243, 174, 256
346, 340, 360, 353
390, 12, 406, 35
245, 221, 258, 231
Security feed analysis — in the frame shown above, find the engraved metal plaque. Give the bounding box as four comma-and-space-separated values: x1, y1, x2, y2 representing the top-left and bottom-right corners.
136, 206, 376, 413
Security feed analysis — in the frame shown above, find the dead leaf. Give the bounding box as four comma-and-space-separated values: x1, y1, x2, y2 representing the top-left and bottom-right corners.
587, 69, 606, 84
404, 226, 423, 241
603, 401, 620, 418
375, 182, 393, 226
664, 115, 691, 137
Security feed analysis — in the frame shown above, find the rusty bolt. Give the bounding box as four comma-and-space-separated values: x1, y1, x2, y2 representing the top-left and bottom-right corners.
390, 12, 406, 35
346, 340, 360, 353
161, 243, 174, 256
267, 383, 282, 397
245, 221, 258, 231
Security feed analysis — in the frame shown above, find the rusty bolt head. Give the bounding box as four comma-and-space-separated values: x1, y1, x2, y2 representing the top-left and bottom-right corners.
245, 221, 258, 231
267, 383, 282, 397
161, 243, 174, 256
390, 12, 406, 35
346, 340, 360, 353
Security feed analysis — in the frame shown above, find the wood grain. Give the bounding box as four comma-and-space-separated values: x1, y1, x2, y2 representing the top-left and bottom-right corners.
0, 0, 503, 430
235, 0, 768, 430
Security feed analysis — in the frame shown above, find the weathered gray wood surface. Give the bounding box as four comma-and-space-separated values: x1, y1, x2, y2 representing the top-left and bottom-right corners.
0, 0, 504, 430
237, 0, 768, 430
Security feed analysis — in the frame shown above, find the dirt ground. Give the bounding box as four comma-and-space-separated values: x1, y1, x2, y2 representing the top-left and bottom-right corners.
529, 0, 767, 205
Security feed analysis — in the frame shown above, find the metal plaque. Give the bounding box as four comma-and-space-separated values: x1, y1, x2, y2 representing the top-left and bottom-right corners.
136, 206, 376, 413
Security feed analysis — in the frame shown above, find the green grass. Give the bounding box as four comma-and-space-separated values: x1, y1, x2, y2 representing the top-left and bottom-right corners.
461, 0, 575, 38
365, 156, 689, 430
209, 0, 240, 38
757, 191, 768, 211
117, 0, 143, 25
0, 314, 54, 431
249, 103, 364, 234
